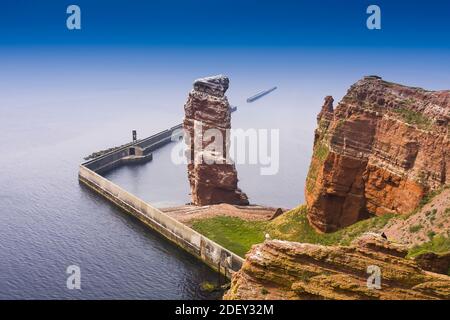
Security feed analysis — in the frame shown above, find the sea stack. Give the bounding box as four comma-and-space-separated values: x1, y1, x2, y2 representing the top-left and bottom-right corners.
183, 75, 249, 206
305, 76, 450, 232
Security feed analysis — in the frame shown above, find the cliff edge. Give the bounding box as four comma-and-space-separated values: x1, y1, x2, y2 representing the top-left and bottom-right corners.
306, 76, 450, 232
224, 234, 450, 300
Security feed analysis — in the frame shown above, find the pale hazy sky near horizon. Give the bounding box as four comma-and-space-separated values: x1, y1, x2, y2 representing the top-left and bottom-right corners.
1, 47, 449, 207
1, 0, 449, 207
1, 46, 449, 149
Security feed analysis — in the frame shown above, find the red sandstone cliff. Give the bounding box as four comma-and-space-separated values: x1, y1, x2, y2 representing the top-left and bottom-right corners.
306, 76, 450, 232
183, 75, 249, 206
224, 234, 450, 300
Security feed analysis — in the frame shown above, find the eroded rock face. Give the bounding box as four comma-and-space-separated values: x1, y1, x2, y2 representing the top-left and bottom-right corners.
306, 77, 450, 232
414, 252, 450, 275
224, 234, 450, 300
183, 75, 249, 206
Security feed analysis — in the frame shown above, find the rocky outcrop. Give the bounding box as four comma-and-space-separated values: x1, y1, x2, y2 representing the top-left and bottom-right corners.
306, 76, 450, 232
183, 75, 249, 206
224, 234, 450, 300
414, 251, 450, 275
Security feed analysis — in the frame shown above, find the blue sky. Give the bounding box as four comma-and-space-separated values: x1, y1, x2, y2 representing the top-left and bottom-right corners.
1, 0, 449, 112
1, 0, 449, 48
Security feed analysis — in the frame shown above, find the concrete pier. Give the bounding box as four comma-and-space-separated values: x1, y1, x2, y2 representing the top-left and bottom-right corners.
79, 123, 243, 278
83, 124, 182, 174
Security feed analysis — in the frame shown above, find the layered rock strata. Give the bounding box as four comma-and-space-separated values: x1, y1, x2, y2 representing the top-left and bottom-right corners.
224, 234, 450, 300
414, 252, 450, 275
306, 76, 450, 232
183, 75, 249, 206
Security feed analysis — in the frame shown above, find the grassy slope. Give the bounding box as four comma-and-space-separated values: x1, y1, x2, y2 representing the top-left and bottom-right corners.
408, 235, 450, 258
192, 187, 450, 258
192, 215, 267, 257
192, 206, 394, 257
267, 206, 394, 246
392, 107, 432, 130
399, 186, 450, 257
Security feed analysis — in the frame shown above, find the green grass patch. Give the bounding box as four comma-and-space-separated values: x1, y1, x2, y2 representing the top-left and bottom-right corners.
318, 119, 329, 132
407, 235, 450, 258
409, 225, 423, 233
192, 186, 450, 259
192, 206, 395, 257
306, 143, 330, 194
392, 107, 432, 130
200, 281, 218, 292
268, 206, 395, 246
305, 162, 319, 194
191, 216, 268, 257
427, 231, 436, 240
314, 143, 329, 162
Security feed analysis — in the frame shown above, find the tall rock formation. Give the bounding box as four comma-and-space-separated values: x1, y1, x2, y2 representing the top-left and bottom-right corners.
306, 76, 450, 232
224, 234, 450, 300
183, 75, 249, 206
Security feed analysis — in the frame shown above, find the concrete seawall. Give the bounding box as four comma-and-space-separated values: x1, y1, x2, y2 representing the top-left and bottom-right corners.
83, 124, 183, 174
78, 164, 243, 279
79, 115, 244, 278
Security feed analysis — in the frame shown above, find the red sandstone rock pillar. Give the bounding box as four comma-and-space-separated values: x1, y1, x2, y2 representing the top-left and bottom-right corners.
183, 75, 249, 206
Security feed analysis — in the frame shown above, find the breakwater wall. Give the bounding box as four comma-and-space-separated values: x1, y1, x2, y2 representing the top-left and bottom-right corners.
83, 124, 183, 174
84, 106, 235, 173
79, 166, 243, 278
79, 122, 243, 279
